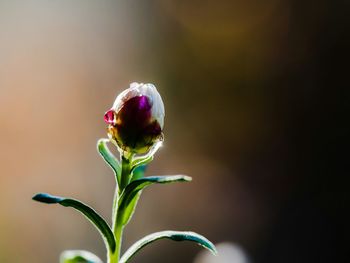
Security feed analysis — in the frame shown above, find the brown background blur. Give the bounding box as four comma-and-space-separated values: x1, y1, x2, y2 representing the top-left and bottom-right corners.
0, 1, 347, 262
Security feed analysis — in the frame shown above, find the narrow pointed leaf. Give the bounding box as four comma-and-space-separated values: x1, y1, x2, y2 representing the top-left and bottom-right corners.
131, 165, 147, 182
130, 155, 153, 173
33, 193, 116, 252
118, 175, 191, 225
119, 175, 191, 210
120, 191, 141, 226
97, 138, 121, 185
130, 140, 162, 170
60, 250, 103, 263
120, 231, 217, 263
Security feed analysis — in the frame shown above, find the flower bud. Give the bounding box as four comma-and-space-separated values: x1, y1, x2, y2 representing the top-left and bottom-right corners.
104, 82, 165, 155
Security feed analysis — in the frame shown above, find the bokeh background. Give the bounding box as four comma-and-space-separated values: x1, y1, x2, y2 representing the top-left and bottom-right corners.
0, 1, 347, 262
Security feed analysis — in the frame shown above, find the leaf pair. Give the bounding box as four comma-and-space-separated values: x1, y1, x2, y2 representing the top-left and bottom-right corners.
32, 174, 193, 254
97, 138, 157, 186
58, 232, 217, 263
98, 139, 192, 226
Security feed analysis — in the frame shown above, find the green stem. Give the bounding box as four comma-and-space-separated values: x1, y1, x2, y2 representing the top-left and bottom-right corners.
109, 156, 131, 263
120, 156, 131, 191
112, 185, 118, 223
109, 221, 123, 263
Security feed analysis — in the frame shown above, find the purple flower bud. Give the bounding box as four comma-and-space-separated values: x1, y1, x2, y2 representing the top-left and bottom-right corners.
104, 83, 165, 155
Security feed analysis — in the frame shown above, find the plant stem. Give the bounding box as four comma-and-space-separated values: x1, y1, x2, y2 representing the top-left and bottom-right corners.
109, 220, 123, 263
120, 156, 131, 190
109, 156, 131, 263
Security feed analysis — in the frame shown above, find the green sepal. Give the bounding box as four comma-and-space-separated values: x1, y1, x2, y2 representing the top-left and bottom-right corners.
97, 138, 121, 185
32, 193, 116, 252
118, 175, 192, 226
119, 231, 217, 263
60, 250, 103, 263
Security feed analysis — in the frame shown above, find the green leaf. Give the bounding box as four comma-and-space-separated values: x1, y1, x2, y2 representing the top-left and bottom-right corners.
130, 155, 153, 173
60, 250, 103, 263
130, 165, 147, 182
118, 175, 192, 225
119, 191, 141, 226
119, 231, 217, 263
97, 138, 121, 185
33, 193, 116, 252
129, 140, 162, 172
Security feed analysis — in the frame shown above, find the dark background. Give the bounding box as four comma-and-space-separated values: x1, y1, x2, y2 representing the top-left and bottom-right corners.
0, 1, 348, 262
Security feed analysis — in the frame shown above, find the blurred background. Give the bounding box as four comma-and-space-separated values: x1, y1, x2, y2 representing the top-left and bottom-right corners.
0, 0, 347, 262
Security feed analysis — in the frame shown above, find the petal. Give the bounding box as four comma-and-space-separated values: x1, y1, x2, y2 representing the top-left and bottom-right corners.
104, 109, 116, 125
